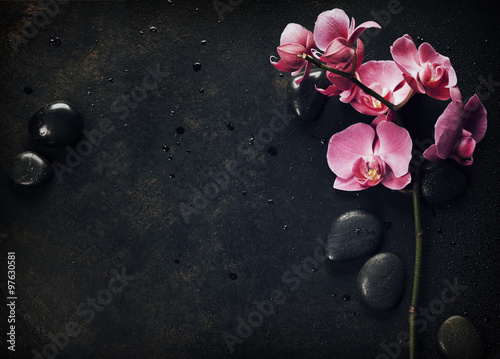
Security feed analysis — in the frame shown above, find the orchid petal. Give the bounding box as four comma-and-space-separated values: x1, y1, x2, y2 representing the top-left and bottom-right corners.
327, 123, 375, 179
434, 101, 463, 159
462, 94, 487, 142
375, 121, 413, 178
314, 9, 350, 50
349, 20, 381, 43
391, 35, 421, 78
333, 176, 367, 191
423, 144, 440, 162
381, 170, 412, 190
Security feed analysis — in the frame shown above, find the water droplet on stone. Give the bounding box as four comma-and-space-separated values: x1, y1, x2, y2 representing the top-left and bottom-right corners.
201, 39, 207, 45
174, 259, 180, 264
267, 199, 274, 205
343, 294, 351, 301
199, 88, 204, 93
149, 26, 157, 33
162, 145, 170, 152
229, 273, 238, 280
50, 35, 61, 47
193, 62, 201, 71
226, 123, 234, 131
176, 126, 185, 134
108, 77, 114, 83
169, 173, 175, 178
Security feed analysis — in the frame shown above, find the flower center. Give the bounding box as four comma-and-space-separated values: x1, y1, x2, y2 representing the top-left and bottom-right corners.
352, 155, 385, 187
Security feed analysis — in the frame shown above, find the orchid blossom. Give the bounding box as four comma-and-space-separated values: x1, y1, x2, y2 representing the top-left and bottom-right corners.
423, 89, 487, 165
327, 121, 412, 191
391, 35, 457, 100
270, 23, 315, 84
349, 60, 412, 116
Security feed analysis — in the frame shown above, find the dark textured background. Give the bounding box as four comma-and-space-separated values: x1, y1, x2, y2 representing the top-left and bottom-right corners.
0, 0, 499, 358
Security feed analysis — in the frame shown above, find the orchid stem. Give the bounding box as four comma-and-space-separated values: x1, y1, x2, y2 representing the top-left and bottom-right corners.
409, 165, 423, 359
299, 54, 397, 111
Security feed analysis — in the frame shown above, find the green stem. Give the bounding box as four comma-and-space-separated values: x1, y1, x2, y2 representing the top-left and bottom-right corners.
409, 166, 423, 359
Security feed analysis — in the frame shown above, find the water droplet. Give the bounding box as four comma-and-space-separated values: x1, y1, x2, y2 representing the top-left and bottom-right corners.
226, 123, 234, 131
50, 35, 61, 47
108, 77, 114, 83
149, 26, 157, 33
176, 127, 185, 134
283, 225, 288, 230
139, 30, 144, 35
343, 294, 351, 301
437, 228, 443, 234
169, 173, 175, 178
193, 62, 202, 72
201, 39, 207, 45
267, 199, 274, 205
174, 259, 180, 264
24, 87, 33, 94
229, 273, 238, 280
384, 219, 392, 229
199, 87, 204, 93
162, 145, 170, 152
168, 156, 173, 161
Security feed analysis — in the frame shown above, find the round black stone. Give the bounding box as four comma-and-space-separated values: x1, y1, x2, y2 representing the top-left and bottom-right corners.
357, 252, 405, 311
8, 151, 53, 187
287, 69, 329, 122
437, 315, 485, 359
420, 160, 467, 203
28, 101, 84, 147
325, 210, 383, 262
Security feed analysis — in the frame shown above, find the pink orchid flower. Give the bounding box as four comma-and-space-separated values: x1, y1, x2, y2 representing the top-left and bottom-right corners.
391, 35, 457, 101
313, 8, 380, 52
423, 89, 487, 165
349, 60, 413, 116
270, 23, 315, 84
327, 121, 413, 191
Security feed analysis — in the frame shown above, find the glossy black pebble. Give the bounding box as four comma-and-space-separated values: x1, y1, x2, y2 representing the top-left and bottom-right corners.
8, 151, 53, 186
357, 252, 405, 311
287, 69, 329, 122
325, 210, 383, 262
28, 101, 84, 147
420, 160, 467, 203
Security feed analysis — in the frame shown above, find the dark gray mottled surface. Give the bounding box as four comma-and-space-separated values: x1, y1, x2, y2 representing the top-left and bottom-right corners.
0, 1, 499, 358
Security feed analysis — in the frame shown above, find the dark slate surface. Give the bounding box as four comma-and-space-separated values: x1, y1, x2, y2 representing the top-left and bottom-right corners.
0, 1, 499, 358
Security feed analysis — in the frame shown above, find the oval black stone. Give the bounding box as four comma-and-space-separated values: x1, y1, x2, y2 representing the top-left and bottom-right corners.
437, 315, 485, 359
325, 210, 383, 262
28, 101, 84, 147
420, 160, 467, 203
287, 69, 329, 122
8, 151, 53, 187
357, 252, 405, 311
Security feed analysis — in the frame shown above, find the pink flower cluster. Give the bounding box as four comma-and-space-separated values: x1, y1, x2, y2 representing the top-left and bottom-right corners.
271, 8, 487, 191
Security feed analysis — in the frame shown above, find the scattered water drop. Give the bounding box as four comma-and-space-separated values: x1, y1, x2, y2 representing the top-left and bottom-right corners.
343, 294, 351, 301
201, 39, 207, 45
267, 199, 274, 205
169, 173, 175, 178
226, 123, 234, 131
199, 87, 204, 93
50, 35, 61, 47
108, 77, 114, 83
162, 145, 170, 152
149, 26, 157, 33
176, 126, 185, 134
229, 273, 238, 280
193, 62, 202, 71
174, 259, 180, 264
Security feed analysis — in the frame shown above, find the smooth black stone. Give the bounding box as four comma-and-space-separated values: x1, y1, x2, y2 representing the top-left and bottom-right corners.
437, 315, 485, 359
325, 210, 383, 262
28, 101, 84, 147
420, 160, 467, 203
287, 69, 329, 122
357, 252, 404, 311
8, 151, 53, 187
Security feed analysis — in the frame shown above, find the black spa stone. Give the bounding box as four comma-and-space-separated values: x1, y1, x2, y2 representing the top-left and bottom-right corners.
8, 151, 53, 187
437, 315, 485, 359
28, 101, 84, 147
325, 210, 384, 262
288, 69, 329, 121
357, 252, 405, 311
420, 160, 467, 203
